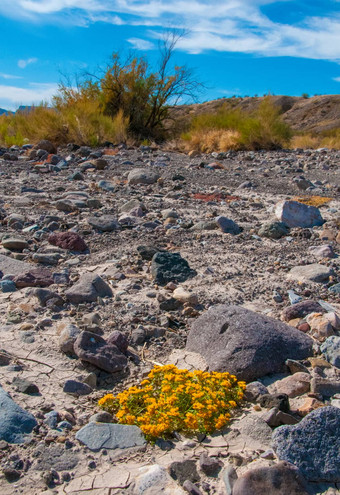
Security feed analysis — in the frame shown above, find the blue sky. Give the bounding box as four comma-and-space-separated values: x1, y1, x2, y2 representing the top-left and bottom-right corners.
0, 0, 340, 110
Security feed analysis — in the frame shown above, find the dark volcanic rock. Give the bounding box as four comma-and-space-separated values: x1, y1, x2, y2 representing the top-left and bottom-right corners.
232, 461, 309, 495
65, 273, 112, 303
186, 304, 313, 381
151, 252, 197, 286
73, 331, 128, 372
281, 300, 325, 321
13, 268, 54, 288
48, 231, 87, 252
272, 406, 340, 482
34, 139, 57, 154
12, 378, 39, 395
137, 245, 164, 261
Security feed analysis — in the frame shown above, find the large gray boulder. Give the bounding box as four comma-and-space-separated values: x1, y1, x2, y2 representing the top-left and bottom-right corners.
65, 273, 112, 304
0, 385, 37, 443
275, 200, 324, 228
186, 305, 313, 381
272, 406, 340, 482
75, 422, 146, 451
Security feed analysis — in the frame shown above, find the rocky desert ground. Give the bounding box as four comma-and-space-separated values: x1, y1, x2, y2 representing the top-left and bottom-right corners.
0, 140, 339, 495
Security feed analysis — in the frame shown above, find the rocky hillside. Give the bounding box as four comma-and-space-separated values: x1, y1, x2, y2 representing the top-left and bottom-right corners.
171, 94, 340, 134
0, 141, 339, 494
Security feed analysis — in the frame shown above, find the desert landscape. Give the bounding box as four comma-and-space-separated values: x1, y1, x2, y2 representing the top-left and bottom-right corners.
0, 133, 339, 494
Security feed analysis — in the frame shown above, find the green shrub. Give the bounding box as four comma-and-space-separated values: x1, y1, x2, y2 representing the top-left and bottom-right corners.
182, 96, 292, 151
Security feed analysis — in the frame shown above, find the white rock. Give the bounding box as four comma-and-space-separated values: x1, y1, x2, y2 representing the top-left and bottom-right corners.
275, 200, 324, 228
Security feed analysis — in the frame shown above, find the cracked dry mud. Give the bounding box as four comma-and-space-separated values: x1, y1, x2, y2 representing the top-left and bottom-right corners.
0, 142, 339, 495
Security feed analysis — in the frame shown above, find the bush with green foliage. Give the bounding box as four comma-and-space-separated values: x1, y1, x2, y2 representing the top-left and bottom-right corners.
182, 96, 292, 152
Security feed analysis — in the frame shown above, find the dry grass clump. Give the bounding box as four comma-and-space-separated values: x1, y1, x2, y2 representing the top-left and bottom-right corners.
181, 96, 292, 152
0, 101, 128, 147
291, 129, 340, 150
294, 196, 333, 207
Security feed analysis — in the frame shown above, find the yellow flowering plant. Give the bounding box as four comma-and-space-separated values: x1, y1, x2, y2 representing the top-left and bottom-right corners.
98, 364, 246, 441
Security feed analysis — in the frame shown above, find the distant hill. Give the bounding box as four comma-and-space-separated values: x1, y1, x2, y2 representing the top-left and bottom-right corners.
0, 108, 11, 116
170, 94, 340, 134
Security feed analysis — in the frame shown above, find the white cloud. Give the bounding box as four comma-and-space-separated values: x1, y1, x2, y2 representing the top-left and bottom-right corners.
1, 1, 340, 60
18, 57, 38, 69
127, 38, 155, 50
334, 77, 340, 82
0, 73, 22, 80
0, 82, 58, 110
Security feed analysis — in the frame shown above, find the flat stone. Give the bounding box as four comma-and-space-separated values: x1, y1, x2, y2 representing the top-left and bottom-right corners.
186, 304, 313, 382
48, 231, 87, 252
232, 461, 310, 495
127, 168, 160, 185
75, 422, 146, 451
268, 373, 311, 398
275, 200, 324, 228
65, 273, 112, 303
33, 444, 79, 471
287, 264, 334, 284
321, 336, 340, 368
0, 254, 32, 276
2, 237, 28, 251
87, 215, 120, 232
13, 268, 54, 288
151, 252, 197, 286
0, 385, 37, 443
74, 331, 127, 372
272, 406, 340, 482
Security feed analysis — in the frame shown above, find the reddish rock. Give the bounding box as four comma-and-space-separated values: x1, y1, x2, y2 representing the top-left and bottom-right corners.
48, 232, 87, 252
281, 300, 325, 322
74, 331, 127, 373
13, 269, 54, 288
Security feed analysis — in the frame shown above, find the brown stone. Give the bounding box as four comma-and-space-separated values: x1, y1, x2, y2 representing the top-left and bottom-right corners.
232, 461, 309, 495
269, 372, 311, 398
297, 397, 325, 417
13, 268, 54, 288
48, 232, 87, 252
282, 300, 325, 322
74, 331, 127, 373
